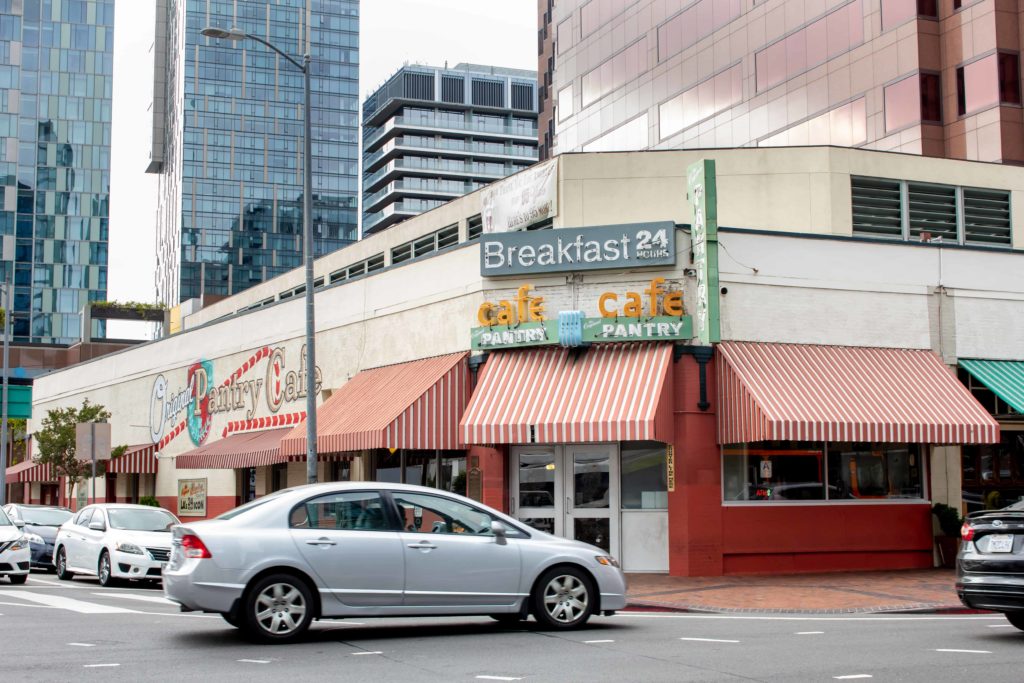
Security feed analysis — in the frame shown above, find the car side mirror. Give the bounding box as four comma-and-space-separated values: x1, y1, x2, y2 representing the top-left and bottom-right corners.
88, 521, 105, 532
13, 520, 24, 529
491, 520, 508, 545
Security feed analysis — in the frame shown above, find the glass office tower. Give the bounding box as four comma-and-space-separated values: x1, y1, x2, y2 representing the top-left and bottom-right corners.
149, 0, 359, 306
0, 0, 114, 343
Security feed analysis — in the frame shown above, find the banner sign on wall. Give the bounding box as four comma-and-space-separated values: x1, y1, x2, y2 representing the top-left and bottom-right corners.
481, 157, 558, 233
688, 159, 721, 344
480, 221, 676, 277
177, 478, 207, 517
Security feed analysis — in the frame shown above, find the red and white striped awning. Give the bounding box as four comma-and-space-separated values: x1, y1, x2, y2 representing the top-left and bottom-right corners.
5, 460, 55, 484
175, 428, 295, 470
106, 444, 158, 474
717, 341, 1000, 445
281, 352, 470, 456
460, 343, 673, 445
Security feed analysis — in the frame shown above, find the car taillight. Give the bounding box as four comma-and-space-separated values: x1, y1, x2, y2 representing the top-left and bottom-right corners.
181, 534, 212, 559
961, 522, 975, 542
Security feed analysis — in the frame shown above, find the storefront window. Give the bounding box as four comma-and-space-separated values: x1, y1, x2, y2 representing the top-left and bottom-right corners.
270, 463, 287, 492
370, 450, 466, 494
723, 442, 924, 502
962, 434, 1024, 512
621, 442, 667, 509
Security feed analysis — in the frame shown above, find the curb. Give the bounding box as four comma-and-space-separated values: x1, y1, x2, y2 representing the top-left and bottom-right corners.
624, 601, 989, 615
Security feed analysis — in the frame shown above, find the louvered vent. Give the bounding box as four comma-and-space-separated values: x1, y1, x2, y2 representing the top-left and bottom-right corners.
511, 82, 534, 111
472, 78, 504, 107
441, 75, 465, 104
403, 72, 434, 101
907, 182, 957, 242
963, 187, 1012, 247
467, 214, 483, 241
851, 176, 902, 239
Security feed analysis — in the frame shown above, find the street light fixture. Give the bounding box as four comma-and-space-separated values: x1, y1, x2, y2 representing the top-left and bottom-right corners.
201, 26, 319, 484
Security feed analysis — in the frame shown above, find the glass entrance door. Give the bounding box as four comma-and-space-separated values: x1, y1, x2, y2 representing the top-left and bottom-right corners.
511, 445, 619, 560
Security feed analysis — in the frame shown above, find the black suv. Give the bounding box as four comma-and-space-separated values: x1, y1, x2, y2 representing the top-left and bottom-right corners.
956, 500, 1024, 631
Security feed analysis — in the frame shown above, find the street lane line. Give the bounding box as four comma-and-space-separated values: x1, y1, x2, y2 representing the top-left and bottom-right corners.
584, 639, 615, 643
834, 676, 872, 680
987, 624, 1015, 628
93, 592, 176, 605
935, 649, 991, 654
617, 613, 1002, 622
68, 642, 96, 647
83, 664, 120, 668
679, 637, 740, 643
476, 677, 522, 681
0, 590, 136, 614
796, 631, 825, 635
351, 651, 382, 656
237, 659, 270, 664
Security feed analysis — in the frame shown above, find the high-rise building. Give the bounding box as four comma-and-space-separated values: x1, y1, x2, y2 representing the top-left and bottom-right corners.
362, 63, 538, 235
148, 0, 359, 306
541, 0, 1024, 164
0, 0, 114, 344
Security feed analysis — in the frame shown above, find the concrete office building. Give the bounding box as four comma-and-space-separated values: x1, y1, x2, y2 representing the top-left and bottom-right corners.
0, 0, 114, 344
362, 63, 538, 235
541, 0, 1024, 163
147, 0, 359, 306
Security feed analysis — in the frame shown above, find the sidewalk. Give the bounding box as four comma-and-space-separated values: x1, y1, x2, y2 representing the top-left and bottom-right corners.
625, 568, 968, 614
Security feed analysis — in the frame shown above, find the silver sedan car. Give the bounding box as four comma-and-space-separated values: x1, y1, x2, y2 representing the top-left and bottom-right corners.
163, 482, 627, 643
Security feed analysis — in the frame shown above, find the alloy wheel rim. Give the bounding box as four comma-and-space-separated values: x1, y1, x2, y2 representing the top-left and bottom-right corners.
57, 550, 65, 574
543, 575, 588, 623
255, 583, 307, 635
99, 555, 109, 583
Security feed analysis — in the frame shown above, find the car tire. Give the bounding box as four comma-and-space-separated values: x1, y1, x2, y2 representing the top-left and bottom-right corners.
222, 611, 240, 628
8, 574, 27, 585
240, 574, 315, 644
55, 547, 72, 581
1006, 612, 1024, 632
530, 566, 595, 630
490, 613, 525, 625
97, 551, 118, 588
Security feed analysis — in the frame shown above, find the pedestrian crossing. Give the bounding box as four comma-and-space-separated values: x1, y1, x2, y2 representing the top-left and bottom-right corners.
0, 589, 138, 614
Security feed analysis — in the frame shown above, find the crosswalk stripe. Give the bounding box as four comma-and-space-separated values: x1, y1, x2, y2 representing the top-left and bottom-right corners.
93, 592, 176, 605
0, 590, 137, 614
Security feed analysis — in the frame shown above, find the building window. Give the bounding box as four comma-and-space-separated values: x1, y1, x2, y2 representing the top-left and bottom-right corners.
884, 74, 922, 132
955, 53, 1018, 117
467, 214, 483, 241
723, 442, 924, 502
558, 84, 574, 121
920, 72, 941, 122
620, 442, 667, 510
371, 450, 467, 494
881, 0, 938, 30
998, 52, 1022, 105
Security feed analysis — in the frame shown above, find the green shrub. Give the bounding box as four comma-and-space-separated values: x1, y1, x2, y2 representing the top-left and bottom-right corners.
932, 503, 962, 537
138, 495, 161, 508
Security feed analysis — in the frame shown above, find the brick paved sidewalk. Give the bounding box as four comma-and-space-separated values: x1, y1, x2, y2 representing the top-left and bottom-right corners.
624, 569, 968, 614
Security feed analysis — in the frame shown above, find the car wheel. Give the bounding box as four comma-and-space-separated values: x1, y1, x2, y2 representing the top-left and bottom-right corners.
1006, 612, 1024, 632
531, 566, 595, 630
8, 574, 27, 585
222, 611, 240, 628
241, 574, 314, 643
55, 548, 72, 581
97, 551, 118, 588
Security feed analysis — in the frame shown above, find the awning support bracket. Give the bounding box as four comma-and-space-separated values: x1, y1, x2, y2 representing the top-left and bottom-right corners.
674, 345, 713, 412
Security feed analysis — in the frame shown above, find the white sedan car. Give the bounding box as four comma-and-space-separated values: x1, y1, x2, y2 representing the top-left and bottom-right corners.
54, 504, 180, 586
0, 506, 30, 584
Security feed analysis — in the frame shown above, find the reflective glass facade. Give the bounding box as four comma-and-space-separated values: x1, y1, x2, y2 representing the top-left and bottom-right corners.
0, 0, 114, 344
152, 0, 359, 305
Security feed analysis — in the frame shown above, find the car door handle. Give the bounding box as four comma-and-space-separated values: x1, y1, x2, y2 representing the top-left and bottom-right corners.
305, 538, 336, 546
407, 542, 437, 550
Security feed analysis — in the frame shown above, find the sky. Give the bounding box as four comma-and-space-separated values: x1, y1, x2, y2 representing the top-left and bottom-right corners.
107, 0, 536, 337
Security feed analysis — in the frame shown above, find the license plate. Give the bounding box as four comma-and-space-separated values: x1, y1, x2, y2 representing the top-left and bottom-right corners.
988, 534, 1014, 553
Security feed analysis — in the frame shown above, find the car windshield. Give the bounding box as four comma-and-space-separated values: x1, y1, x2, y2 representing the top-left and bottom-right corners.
217, 490, 289, 520
0, 508, 10, 526
20, 508, 72, 526
107, 508, 178, 532
1006, 500, 1024, 511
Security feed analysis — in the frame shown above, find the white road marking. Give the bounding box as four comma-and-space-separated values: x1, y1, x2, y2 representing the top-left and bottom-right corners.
934, 649, 991, 654
476, 677, 523, 681
0, 590, 136, 614
0, 600, 56, 609
987, 624, 1015, 628
68, 642, 96, 647
583, 639, 615, 643
83, 664, 120, 668
93, 592, 176, 605
352, 651, 382, 656
617, 612, 1002, 622
796, 631, 825, 635
237, 659, 270, 664
834, 675, 873, 680
679, 637, 740, 643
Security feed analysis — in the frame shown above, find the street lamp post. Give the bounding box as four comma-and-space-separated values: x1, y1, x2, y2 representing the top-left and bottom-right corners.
201, 26, 318, 484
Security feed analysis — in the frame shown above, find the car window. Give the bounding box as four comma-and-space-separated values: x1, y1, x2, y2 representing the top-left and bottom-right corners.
89, 510, 107, 530
217, 490, 288, 520
74, 509, 93, 526
1007, 500, 1024, 511
21, 508, 72, 526
108, 508, 178, 531
290, 491, 392, 531
392, 492, 503, 536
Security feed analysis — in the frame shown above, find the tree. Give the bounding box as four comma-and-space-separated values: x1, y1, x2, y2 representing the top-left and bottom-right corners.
34, 400, 111, 501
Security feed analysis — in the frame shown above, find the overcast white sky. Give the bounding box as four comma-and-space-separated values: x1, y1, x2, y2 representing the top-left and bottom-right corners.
107, 1, 535, 336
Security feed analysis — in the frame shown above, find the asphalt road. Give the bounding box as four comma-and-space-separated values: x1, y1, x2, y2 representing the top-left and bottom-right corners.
1, 573, 1022, 682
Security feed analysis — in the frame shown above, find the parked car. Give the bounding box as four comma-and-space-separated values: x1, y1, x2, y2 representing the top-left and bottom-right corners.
163, 482, 627, 643
956, 499, 1024, 631
0, 506, 30, 584
3, 504, 73, 570
53, 504, 180, 587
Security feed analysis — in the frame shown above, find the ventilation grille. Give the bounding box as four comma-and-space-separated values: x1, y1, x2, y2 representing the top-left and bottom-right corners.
471, 78, 504, 107
467, 214, 483, 241
403, 72, 434, 101
441, 75, 465, 104
907, 183, 957, 242
511, 83, 534, 111
851, 176, 902, 239
963, 187, 1011, 247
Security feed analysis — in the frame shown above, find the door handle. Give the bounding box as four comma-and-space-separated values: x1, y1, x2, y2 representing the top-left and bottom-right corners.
566, 496, 572, 512
305, 538, 336, 546
407, 542, 437, 550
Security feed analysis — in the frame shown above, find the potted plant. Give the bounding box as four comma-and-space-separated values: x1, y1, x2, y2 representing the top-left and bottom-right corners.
932, 503, 963, 568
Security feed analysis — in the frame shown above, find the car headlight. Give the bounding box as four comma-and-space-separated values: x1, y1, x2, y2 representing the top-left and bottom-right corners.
595, 555, 619, 568
115, 542, 144, 555
23, 533, 44, 545
9, 537, 29, 551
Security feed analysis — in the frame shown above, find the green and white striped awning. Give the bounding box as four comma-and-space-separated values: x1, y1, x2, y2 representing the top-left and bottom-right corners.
960, 359, 1024, 414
